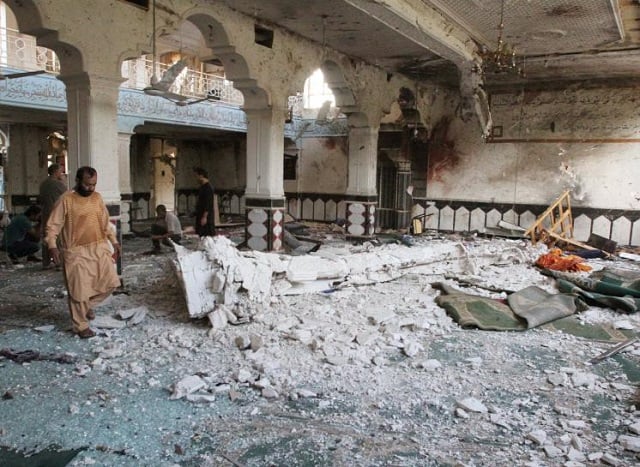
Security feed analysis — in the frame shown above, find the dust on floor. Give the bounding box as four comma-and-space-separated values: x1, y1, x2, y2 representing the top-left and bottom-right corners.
1, 232, 640, 466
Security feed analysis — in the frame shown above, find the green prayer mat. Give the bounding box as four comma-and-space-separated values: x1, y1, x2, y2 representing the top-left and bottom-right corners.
433, 282, 634, 342
543, 269, 640, 313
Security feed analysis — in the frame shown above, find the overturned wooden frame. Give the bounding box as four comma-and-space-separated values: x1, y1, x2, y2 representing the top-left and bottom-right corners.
525, 190, 600, 252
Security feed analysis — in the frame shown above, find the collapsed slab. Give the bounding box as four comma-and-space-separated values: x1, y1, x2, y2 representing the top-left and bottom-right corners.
173, 235, 545, 319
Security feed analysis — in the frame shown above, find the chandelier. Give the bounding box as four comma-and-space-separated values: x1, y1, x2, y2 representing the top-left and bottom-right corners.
477, 0, 523, 76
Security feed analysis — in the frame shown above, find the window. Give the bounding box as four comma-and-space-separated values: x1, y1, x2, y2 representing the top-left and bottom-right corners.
303, 69, 335, 109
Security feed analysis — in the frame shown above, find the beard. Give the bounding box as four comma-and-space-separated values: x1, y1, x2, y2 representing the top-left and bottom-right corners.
75, 185, 92, 197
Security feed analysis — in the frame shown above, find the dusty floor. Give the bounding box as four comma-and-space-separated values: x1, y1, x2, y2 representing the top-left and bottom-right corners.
1, 229, 640, 466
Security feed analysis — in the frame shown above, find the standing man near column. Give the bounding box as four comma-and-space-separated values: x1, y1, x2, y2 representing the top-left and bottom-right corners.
45, 166, 121, 338
193, 166, 216, 237
39, 163, 67, 269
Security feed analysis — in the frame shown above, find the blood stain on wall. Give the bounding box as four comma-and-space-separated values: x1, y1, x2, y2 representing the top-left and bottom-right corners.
427, 116, 461, 183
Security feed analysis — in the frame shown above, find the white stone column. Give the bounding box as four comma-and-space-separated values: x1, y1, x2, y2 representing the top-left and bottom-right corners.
118, 131, 134, 235
60, 72, 123, 205
244, 108, 285, 251
345, 126, 379, 238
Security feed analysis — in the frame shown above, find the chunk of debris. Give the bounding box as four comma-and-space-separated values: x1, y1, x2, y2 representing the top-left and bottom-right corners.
116, 306, 148, 325
170, 375, 207, 400
526, 429, 547, 446
618, 434, 640, 452
234, 335, 250, 350
456, 397, 488, 413
92, 315, 127, 329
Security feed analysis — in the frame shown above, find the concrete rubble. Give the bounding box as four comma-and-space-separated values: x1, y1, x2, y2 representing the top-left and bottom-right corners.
1, 233, 640, 465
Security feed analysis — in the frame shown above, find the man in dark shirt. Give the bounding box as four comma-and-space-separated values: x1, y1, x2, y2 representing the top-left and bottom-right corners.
193, 166, 215, 237
1, 205, 42, 264
39, 163, 67, 268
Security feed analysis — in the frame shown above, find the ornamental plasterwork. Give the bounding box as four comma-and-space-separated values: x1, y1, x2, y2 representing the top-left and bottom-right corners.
0, 75, 248, 133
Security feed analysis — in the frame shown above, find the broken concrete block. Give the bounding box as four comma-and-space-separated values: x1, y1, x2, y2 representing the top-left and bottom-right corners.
566, 420, 587, 431
367, 309, 396, 325
34, 325, 55, 333
211, 270, 226, 293
403, 340, 424, 357
325, 354, 348, 366
570, 433, 584, 451
286, 255, 348, 282
74, 364, 91, 377
249, 334, 263, 351
170, 375, 207, 400
207, 308, 228, 330
262, 387, 278, 399
185, 393, 215, 403
235, 369, 253, 383
355, 331, 377, 346
297, 388, 317, 398
223, 306, 238, 324
628, 422, 640, 435
543, 445, 563, 458
618, 434, 640, 452
547, 373, 566, 386
93, 315, 127, 329
456, 397, 488, 413
600, 452, 622, 466
287, 329, 313, 344
566, 447, 586, 462
234, 335, 250, 350
571, 372, 596, 388
372, 355, 387, 366
489, 414, 510, 429
418, 359, 442, 371
275, 317, 299, 332
253, 378, 271, 390
117, 306, 144, 320
228, 388, 241, 401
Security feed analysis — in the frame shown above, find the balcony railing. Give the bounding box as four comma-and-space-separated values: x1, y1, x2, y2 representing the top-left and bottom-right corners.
0, 26, 243, 107
120, 58, 244, 107
0, 27, 60, 72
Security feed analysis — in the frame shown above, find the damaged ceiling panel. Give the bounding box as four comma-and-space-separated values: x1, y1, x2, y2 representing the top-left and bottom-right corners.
212, 0, 640, 89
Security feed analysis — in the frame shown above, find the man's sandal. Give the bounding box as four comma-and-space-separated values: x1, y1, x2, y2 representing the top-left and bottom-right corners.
77, 328, 96, 339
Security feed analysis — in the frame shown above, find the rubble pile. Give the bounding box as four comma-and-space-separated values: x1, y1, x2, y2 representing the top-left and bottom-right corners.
1, 234, 640, 465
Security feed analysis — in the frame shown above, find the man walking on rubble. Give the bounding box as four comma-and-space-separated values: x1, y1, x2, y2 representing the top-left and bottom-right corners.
193, 166, 216, 237
39, 163, 67, 268
45, 166, 121, 339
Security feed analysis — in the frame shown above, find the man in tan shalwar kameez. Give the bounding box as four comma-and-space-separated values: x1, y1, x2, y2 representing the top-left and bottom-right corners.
46, 166, 121, 338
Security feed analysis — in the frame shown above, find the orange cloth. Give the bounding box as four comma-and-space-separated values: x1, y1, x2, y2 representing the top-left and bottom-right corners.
535, 248, 592, 272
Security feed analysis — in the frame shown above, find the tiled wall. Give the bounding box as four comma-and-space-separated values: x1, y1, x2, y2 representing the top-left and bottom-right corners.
133, 190, 640, 246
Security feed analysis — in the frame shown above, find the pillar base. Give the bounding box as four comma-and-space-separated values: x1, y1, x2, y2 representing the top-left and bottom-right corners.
245, 197, 285, 252
345, 196, 377, 240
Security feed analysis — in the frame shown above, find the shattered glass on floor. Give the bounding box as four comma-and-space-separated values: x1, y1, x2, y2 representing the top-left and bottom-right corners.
1, 231, 640, 466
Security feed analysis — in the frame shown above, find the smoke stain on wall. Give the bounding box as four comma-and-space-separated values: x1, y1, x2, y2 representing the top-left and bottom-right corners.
427, 116, 460, 183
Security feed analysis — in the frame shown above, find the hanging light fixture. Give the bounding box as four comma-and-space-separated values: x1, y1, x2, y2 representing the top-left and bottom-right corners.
477, 0, 523, 76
